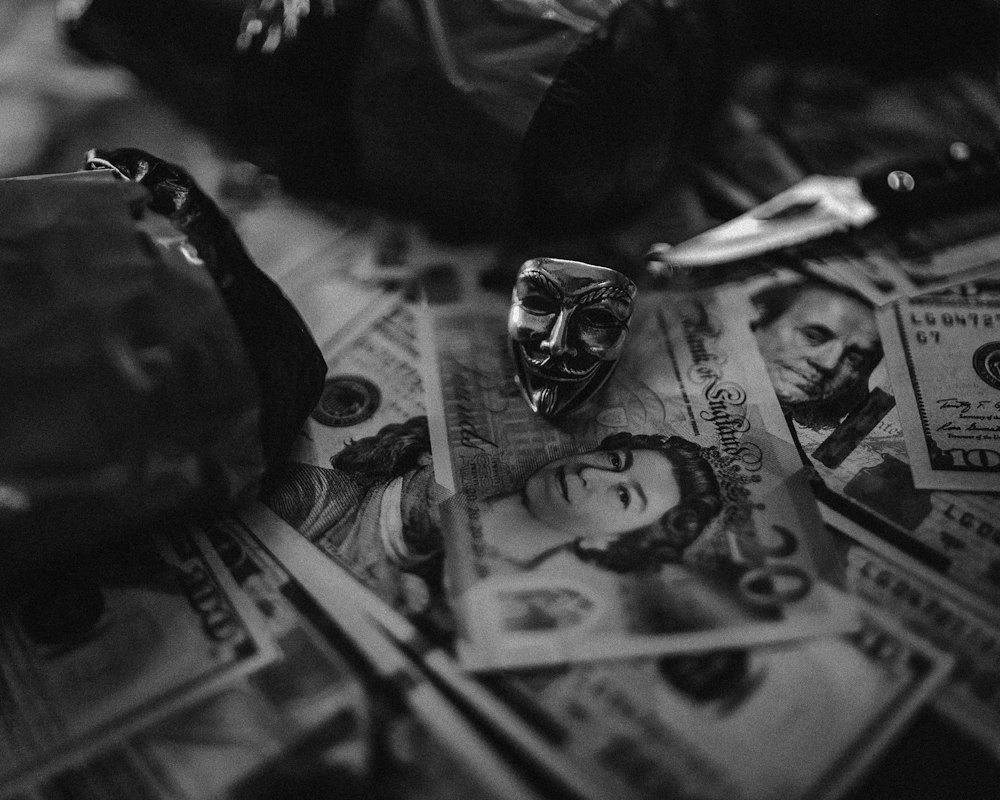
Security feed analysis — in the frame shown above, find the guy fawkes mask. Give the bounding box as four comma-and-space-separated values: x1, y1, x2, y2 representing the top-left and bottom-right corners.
508, 258, 636, 418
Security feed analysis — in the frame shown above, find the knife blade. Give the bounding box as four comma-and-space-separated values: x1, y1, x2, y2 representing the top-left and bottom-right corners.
647, 141, 1000, 276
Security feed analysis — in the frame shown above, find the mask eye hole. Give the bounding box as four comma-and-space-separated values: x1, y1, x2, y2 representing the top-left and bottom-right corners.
576, 308, 621, 329
519, 291, 559, 315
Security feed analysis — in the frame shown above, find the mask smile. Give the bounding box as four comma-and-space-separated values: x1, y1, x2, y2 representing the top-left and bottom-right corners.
521, 346, 602, 381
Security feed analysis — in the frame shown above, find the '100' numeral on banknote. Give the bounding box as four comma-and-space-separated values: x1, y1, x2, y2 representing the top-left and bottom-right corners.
0, 530, 274, 794
879, 263, 1000, 492
423, 289, 854, 670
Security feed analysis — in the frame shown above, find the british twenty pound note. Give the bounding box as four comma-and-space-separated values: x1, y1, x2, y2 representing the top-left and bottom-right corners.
423, 290, 854, 669
879, 263, 1000, 492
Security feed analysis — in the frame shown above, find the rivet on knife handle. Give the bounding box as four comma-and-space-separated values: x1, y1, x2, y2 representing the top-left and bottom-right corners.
859, 141, 1000, 217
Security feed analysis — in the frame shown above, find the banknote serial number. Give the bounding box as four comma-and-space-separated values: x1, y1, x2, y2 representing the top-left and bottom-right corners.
908, 311, 1000, 329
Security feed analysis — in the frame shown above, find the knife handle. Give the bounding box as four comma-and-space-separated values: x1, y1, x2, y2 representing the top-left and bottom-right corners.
859, 141, 1000, 218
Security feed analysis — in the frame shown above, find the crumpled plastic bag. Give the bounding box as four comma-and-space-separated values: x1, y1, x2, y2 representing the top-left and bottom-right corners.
0, 154, 325, 576
63, 0, 1000, 237
62, 0, 730, 234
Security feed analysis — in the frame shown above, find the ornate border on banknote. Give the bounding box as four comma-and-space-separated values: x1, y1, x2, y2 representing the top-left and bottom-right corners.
878, 263, 1000, 492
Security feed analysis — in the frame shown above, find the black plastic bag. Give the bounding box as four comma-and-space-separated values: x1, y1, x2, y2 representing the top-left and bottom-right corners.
63, 0, 1000, 237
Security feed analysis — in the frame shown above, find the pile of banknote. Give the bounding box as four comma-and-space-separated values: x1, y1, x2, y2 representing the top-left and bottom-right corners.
3, 192, 999, 800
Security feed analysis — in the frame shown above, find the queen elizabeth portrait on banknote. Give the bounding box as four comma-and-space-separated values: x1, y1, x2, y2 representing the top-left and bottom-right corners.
477, 432, 723, 574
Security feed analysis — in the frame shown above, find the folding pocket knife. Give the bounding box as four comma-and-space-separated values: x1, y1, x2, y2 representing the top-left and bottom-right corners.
647, 141, 1000, 275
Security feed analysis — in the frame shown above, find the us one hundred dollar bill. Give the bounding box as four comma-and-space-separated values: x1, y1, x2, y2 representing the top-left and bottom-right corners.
841, 539, 1000, 760
292, 294, 427, 470
0, 529, 276, 794
133, 520, 373, 800
517, 606, 951, 800
423, 288, 855, 670
878, 263, 1000, 492
13, 519, 373, 800
735, 264, 1000, 604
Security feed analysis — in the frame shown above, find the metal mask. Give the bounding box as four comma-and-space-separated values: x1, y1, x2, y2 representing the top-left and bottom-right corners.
508, 258, 637, 418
